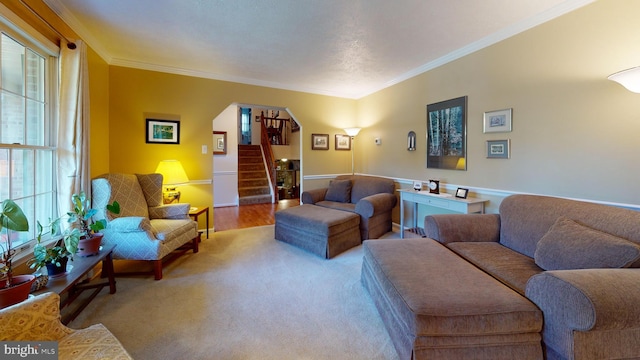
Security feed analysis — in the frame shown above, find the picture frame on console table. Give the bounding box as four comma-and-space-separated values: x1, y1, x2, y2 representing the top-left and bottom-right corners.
455, 188, 469, 199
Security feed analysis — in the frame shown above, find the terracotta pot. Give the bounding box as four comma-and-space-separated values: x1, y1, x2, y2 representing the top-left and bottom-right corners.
46, 256, 68, 277
78, 233, 103, 257
0, 274, 36, 309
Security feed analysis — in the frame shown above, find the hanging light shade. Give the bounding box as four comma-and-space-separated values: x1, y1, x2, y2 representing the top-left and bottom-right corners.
608, 66, 640, 93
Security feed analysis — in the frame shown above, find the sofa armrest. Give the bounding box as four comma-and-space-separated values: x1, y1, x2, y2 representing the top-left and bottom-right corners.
149, 203, 190, 219
355, 193, 397, 218
301, 188, 327, 204
526, 269, 640, 332
424, 214, 500, 244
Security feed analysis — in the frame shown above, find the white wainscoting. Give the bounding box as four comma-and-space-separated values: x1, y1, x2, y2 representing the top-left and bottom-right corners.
213, 171, 238, 207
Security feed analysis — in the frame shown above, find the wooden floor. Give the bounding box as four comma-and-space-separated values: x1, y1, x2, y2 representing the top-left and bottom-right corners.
213, 199, 300, 232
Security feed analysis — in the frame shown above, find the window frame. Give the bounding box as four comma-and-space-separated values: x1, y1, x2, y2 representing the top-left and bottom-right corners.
0, 10, 60, 262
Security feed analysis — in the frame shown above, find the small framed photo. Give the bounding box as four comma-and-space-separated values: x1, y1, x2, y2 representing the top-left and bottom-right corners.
487, 139, 510, 159
455, 188, 469, 199
146, 119, 180, 144
213, 131, 227, 155
335, 134, 351, 150
312, 133, 329, 150
483, 108, 512, 133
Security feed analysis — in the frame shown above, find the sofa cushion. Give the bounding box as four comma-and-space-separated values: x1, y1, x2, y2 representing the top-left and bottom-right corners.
447, 242, 543, 296
534, 217, 640, 270
325, 179, 352, 203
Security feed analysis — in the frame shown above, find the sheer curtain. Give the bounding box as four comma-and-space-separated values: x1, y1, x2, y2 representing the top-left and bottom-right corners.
57, 39, 90, 213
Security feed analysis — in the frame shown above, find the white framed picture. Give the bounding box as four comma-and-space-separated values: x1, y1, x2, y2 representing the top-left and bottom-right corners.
483, 108, 512, 133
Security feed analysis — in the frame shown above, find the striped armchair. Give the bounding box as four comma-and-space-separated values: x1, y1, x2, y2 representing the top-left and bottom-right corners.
91, 173, 199, 280
0, 292, 132, 359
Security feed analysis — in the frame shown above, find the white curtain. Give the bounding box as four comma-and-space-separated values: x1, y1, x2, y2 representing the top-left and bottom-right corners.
57, 40, 90, 213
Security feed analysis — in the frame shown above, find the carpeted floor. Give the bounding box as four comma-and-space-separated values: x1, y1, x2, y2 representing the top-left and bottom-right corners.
71, 226, 413, 359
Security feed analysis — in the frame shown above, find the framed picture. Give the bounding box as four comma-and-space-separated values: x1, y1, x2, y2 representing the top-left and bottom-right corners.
426, 96, 467, 170
455, 188, 469, 199
487, 139, 510, 159
312, 133, 329, 150
146, 119, 180, 144
483, 108, 512, 133
213, 131, 227, 155
335, 134, 351, 150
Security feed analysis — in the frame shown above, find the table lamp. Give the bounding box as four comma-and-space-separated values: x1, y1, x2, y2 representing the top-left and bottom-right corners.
155, 160, 189, 204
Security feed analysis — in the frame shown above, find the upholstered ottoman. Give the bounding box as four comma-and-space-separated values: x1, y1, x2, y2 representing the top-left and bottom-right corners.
275, 204, 361, 258
361, 239, 543, 360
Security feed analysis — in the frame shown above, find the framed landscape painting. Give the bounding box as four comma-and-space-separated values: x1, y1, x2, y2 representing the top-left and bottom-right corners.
146, 119, 180, 144
426, 96, 467, 170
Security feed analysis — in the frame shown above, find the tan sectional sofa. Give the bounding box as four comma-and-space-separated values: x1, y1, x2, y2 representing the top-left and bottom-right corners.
362, 194, 640, 359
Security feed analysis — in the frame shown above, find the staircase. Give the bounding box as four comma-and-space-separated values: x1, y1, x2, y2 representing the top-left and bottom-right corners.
238, 144, 272, 205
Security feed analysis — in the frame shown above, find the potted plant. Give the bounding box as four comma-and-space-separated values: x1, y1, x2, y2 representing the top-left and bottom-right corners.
67, 191, 119, 256
29, 191, 119, 275
0, 199, 35, 308
29, 218, 81, 276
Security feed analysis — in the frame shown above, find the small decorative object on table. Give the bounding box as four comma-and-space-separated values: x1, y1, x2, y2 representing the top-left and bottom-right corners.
455, 188, 469, 199
428, 180, 440, 194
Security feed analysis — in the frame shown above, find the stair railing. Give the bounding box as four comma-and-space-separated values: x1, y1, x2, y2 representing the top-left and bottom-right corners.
260, 117, 277, 202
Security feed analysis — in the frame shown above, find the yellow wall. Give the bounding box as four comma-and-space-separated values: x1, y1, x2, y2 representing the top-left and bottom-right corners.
105, 67, 357, 226
91, 0, 640, 221
88, 46, 110, 177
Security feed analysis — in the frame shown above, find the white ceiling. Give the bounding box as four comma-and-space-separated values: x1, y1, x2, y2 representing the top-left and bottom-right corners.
45, 0, 594, 99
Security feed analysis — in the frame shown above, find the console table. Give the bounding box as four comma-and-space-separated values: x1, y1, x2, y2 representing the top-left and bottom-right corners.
398, 189, 488, 239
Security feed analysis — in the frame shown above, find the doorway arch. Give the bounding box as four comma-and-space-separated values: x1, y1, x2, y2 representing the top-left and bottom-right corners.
212, 103, 304, 208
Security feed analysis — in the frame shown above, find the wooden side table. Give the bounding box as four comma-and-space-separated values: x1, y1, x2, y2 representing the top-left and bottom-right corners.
189, 206, 210, 238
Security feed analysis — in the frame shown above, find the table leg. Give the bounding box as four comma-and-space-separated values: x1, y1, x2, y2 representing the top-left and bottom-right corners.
400, 195, 405, 239
103, 252, 116, 294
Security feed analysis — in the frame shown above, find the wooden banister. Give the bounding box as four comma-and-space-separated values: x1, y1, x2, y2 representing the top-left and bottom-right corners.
260, 112, 277, 202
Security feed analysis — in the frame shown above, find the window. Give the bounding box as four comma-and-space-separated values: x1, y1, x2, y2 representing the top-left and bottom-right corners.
0, 29, 57, 251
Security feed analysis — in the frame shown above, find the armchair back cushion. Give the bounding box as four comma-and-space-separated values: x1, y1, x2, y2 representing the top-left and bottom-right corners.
92, 173, 149, 220
136, 173, 164, 207
325, 179, 352, 203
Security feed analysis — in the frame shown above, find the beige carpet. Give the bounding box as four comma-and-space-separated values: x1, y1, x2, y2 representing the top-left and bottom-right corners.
70, 226, 413, 359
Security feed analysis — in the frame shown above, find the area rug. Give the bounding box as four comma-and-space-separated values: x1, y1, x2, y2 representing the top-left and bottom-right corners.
71, 225, 403, 359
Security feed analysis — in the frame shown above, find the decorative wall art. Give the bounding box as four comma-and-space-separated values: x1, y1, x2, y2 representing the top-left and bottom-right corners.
426, 96, 467, 170
311, 134, 329, 150
335, 134, 351, 150
213, 131, 227, 155
486, 139, 510, 159
483, 108, 512, 133
146, 119, 180, 144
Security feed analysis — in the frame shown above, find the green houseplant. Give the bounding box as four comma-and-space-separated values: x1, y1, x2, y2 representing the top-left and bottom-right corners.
29, 191, 119, 275
0, 199, 35, 308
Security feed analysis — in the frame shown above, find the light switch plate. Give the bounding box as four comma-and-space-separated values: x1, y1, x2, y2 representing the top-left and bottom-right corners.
202, 145, 207, 154
375, 137, 381, 145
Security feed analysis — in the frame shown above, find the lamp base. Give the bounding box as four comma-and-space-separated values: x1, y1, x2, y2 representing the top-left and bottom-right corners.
163, 189, 181, 204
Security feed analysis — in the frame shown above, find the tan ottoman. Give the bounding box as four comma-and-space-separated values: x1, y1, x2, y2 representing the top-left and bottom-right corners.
275, 204, 361, 258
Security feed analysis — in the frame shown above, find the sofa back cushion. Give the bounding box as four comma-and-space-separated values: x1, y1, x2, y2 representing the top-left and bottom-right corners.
336, 175, 395, 203
499, 195, 640, 261
325, 179, 352, 203
534, 217, 640, 270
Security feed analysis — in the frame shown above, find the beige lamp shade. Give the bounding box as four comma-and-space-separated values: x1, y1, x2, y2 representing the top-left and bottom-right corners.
155, 160, 189, 186
608, 66, 640, 93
